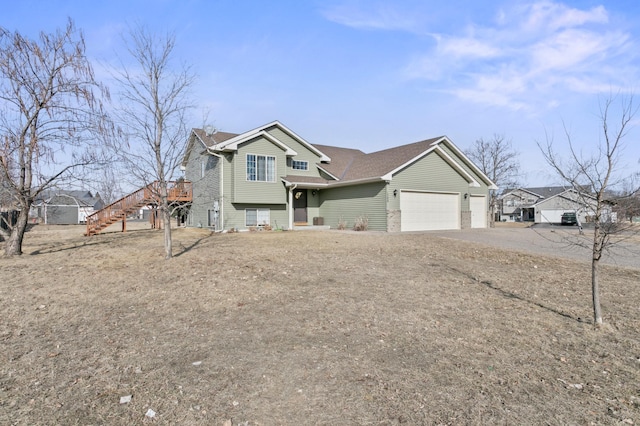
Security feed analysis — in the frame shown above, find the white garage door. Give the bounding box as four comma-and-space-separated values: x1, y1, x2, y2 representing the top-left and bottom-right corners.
400, 191, 459, 231
540, 209, 573, 224
470, 195, 487, 228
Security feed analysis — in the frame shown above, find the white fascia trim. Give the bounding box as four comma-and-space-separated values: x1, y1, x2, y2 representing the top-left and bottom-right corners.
380, 143, 441, 181
433, 145, 481, 188
268, 121, 331, 162
502, 188, 541, 199
325, 176, 385, 188
438, 137, 498, 189
214, 130, 297, 156
213, 120, 329, 161
380, 143, 482, 188
182, 130, 208, 166
281, 178, 330, 188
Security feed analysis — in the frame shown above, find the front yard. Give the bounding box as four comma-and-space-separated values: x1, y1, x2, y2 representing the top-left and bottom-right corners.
1, 225, 639, 424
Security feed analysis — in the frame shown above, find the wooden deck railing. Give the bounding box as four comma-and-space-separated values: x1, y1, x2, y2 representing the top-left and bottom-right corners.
85, 181, 192, 236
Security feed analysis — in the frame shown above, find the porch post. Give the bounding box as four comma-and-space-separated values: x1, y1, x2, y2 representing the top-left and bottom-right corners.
288, 184, 297, 230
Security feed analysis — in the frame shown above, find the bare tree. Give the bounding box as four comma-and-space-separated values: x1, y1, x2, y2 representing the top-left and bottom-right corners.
110, 26, 195, 259
612, 176, 640, 223
93, 163, 123, 205
0, 20, 110, 256
538, 93, 639, 327
465, 135, 521, 225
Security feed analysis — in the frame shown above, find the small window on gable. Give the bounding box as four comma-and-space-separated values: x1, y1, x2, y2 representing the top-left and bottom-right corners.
292, 160, 308, 171
246, 208, 270, 227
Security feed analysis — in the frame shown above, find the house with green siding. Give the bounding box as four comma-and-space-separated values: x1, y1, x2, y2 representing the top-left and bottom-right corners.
182, 121, 497, 232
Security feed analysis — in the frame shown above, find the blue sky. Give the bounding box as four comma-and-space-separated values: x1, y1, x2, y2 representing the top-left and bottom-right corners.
4, 0, 640, 186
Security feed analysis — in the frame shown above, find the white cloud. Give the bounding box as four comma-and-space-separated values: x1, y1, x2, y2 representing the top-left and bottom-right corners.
405, 1, 635, 111
520, 1, 608, 33
320, 2, 423, 33
530, 29, 627, 73
438, 36, 503, 59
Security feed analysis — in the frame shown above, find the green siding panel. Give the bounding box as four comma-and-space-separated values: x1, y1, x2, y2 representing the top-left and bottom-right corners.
439, 144, 491, 194
389, 150, 489, 212
266, 126, 324, 178
224, 204, 288, 231
234, 136, 287, 204
319, 182, 387, 231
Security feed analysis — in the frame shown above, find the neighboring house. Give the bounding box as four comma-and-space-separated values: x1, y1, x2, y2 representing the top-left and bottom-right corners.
183, 121, 496, 232
31, 190, 104, 225
499, 186, 612, 224
1, 169, 20, 234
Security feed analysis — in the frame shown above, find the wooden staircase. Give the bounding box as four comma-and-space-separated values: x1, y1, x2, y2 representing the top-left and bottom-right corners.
85, 181, 192, 236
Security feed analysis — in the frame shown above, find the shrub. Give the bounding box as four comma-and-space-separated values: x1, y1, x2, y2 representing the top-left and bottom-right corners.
353, 216, 369, 231
337, 217, 347, 230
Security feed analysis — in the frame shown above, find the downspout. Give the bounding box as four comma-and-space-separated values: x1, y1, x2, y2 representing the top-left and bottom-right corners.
288, 184, 297, 230
207, 149, 224, 231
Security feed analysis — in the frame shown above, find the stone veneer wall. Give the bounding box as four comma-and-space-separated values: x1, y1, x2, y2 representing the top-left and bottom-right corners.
386, 209, 401, 232
461, 211, 471, 229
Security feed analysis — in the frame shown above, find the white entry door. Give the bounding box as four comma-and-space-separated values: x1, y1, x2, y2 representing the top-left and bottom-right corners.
470, 195, 487, 228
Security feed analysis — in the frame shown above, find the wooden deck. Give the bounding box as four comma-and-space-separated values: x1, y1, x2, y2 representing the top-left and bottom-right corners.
85, 181, 192, 236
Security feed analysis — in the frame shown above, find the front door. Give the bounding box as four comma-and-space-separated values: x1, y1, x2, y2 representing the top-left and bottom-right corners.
293, 190, 308, 223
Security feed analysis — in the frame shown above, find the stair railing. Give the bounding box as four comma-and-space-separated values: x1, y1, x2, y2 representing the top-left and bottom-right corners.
86, 181, 191, 236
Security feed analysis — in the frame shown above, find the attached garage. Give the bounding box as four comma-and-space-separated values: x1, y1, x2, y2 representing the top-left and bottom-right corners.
400, 191, 460, 231
539, 209, 573, 224
469, 195, 487, 228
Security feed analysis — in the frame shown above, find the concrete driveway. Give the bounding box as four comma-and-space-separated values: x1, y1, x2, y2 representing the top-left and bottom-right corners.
426, 224, 640, 270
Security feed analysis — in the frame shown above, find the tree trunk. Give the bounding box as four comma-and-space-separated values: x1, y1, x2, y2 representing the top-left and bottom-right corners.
591, 220, 604, 326
163, 202, 172, 260
4, 208, 29, 256
592, 257, 603, 326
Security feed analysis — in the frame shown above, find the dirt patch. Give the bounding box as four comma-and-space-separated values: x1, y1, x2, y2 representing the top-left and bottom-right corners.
2, 225, 640, 425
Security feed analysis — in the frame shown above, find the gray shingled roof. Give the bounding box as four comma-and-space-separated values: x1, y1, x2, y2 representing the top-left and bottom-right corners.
193, 125, 467, 186
311, 144, 365, 179
521, 186, 569, 198
313, 137, 442, 181
35, 190, 103, 207
192, 128, 239, 147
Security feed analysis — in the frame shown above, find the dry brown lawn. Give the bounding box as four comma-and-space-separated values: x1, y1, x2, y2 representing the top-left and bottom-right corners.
1, 224, 639, 425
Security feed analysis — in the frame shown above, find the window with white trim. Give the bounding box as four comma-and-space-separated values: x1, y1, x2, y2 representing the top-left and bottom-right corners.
245, 208, 270, 227
292, 160, 308, 171
247, 154, 276, 182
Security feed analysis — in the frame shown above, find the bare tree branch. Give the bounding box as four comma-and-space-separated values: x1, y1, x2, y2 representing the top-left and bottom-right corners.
107, 25, 195, 259
465, 134, 521, 226
536, 92, 639, 327
0, 19, 111, 256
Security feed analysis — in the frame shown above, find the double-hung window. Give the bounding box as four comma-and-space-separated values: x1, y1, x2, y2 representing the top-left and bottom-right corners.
247, 154, 276, 182
246, 208, 270, 226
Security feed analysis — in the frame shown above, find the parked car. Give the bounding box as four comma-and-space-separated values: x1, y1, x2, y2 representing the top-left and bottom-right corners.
561, 212, 577, 225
